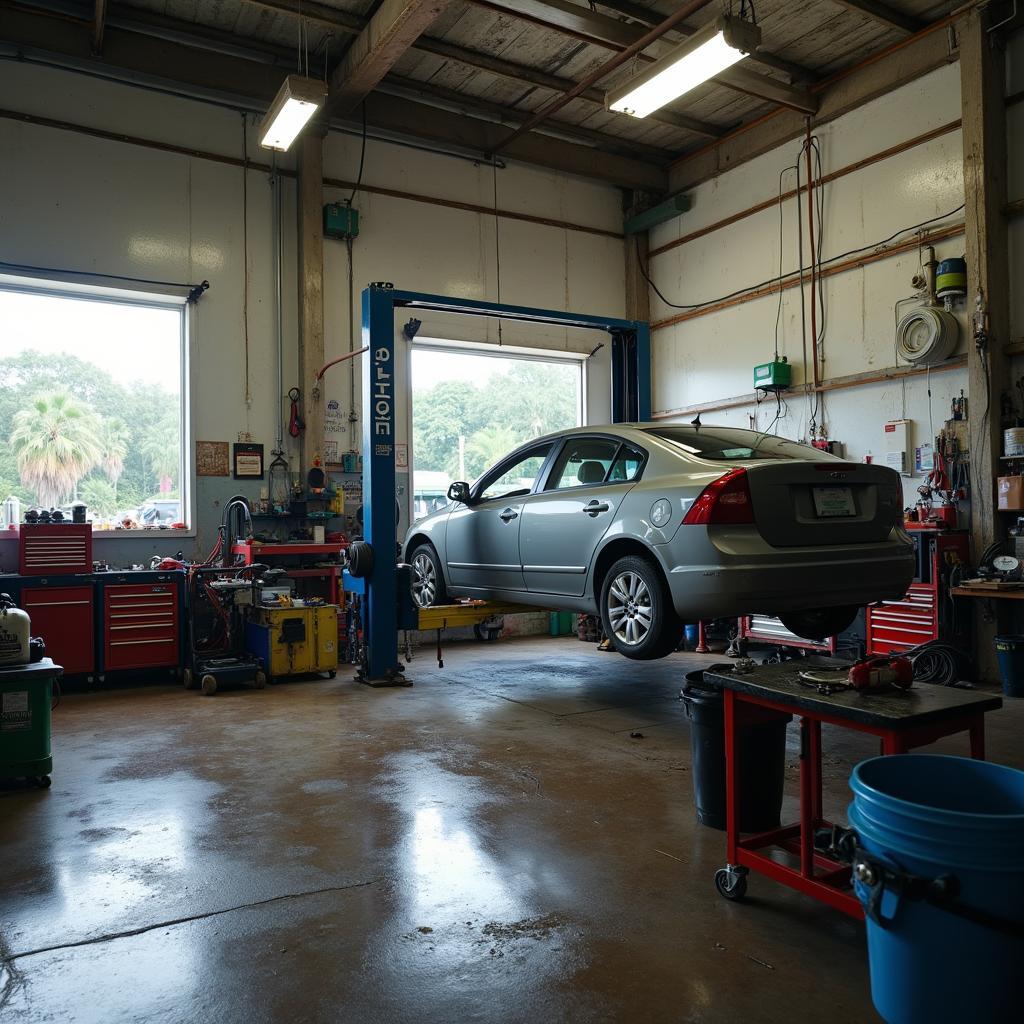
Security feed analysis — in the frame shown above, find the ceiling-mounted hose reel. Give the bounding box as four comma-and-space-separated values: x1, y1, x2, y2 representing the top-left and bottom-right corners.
895, 305, 960, 365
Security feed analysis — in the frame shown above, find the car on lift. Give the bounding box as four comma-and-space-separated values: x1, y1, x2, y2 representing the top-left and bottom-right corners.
403, 424, 915, 660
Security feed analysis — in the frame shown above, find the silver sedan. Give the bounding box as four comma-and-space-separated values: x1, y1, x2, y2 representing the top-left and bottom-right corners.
403, 424, 915, 659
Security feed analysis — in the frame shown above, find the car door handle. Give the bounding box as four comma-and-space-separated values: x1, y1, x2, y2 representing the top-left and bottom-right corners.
583, 501, 610, 515
499, 508, 519, 523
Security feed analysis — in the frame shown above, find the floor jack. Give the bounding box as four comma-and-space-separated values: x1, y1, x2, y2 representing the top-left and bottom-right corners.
184, 566, 267, 696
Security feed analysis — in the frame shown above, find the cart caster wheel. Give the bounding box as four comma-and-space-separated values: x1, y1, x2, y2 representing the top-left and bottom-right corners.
183, 668, 196, 690
35, 775, 52, 789
714, 867, 748, 901
253, 671, 267, 690
201, 674, 218, 696
327, 670, 337, 679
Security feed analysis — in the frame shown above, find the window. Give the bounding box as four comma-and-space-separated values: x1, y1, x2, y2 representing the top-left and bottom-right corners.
547, 439, 644, 490
548, 438, 620, 490
0, 282, 187, 530
644, 426, 838, 462
479, 445, 553, 502
410, 344, 583, 520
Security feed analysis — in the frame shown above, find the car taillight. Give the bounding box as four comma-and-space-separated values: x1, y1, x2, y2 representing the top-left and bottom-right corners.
682, 467, 754, 525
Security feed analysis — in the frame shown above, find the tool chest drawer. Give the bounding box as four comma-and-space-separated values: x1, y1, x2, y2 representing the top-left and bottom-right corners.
102, 582, 180, 671
866, 585, 938, 654
20, 585, 95, 675
18, 524, 93, 575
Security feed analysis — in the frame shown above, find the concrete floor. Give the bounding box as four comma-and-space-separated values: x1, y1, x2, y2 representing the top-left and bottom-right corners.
1, 637, 1020, 1023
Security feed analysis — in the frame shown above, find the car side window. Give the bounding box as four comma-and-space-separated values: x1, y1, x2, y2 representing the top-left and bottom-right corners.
479, 444, 553, 501
608, 445, 644, 482
546, 438, 620, 490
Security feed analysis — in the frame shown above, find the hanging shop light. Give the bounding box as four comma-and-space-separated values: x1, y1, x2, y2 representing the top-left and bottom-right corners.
606, 16, 761, 119
259, 74, 328, 152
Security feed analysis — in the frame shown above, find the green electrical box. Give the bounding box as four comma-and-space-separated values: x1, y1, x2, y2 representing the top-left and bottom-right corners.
753, 357, 792, 392
323, 203, 360, 240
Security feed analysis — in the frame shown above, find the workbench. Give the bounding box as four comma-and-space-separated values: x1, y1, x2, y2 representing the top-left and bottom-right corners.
703, 658, 1003, 918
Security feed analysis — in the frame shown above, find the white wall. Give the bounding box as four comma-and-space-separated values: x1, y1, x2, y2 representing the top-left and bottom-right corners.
0, 59, 626, 566
1007, 33, 1024, 343
647, 63, 968, 502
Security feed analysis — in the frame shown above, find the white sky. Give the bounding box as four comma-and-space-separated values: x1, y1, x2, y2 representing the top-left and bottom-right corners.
411, 346, 516, 390
0, 289, 182, 391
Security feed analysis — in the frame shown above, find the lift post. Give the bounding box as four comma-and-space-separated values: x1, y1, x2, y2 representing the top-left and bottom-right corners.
351, 285, 650, 685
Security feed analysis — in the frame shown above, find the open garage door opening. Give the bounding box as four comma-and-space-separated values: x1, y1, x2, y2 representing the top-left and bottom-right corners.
411, 343, 584, 523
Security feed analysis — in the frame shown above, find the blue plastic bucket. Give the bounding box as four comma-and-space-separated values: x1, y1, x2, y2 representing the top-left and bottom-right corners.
848, 755, 1024, 1024
995, 635, 1024, 697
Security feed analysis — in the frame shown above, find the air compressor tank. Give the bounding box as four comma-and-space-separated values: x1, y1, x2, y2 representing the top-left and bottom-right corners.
0, 594, 30, 666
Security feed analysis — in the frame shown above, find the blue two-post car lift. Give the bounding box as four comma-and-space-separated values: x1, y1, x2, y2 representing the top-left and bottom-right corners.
344, 285, 651, 686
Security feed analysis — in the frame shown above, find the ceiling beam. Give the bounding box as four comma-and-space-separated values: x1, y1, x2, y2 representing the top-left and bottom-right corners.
326, 0, 455, 117
471, 0, 819, 100
828, 0, 925, 35
92, 0, 107, 54
591, 0, 817, 81
0, 4, 667, 191
718, 64, 817, 114
234, 0, 724, 138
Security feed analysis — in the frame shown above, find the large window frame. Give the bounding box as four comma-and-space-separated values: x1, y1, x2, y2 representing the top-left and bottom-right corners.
0, 273, 195, 538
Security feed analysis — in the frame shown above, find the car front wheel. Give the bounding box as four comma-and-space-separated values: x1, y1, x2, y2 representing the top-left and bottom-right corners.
600, 555, 682, 660
409, 543, 449, 608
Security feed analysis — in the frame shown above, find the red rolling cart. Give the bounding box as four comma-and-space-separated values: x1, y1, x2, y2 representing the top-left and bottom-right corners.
703, 659, 1002, 917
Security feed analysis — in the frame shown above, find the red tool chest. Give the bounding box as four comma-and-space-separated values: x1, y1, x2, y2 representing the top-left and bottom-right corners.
20, 584, 95, 676
18, 524, 93, 575
102, 582, 180, 672
866, 529, 969, 655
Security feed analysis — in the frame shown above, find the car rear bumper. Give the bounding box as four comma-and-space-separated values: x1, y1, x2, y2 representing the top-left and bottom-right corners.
660, 546, 915, 621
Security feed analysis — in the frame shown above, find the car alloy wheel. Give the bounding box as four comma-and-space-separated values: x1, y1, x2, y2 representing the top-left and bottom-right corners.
412, 552, 438, 607
606, 570, 653, 646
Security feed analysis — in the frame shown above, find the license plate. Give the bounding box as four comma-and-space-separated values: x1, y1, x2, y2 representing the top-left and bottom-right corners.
813, 486, 856, 518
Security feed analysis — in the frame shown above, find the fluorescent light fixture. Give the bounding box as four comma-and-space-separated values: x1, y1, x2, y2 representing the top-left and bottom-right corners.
606, 16, 761, 119
259, 74, 328, 152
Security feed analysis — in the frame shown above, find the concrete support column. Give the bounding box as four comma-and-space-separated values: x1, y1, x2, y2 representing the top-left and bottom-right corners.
624, 191, 651, 323
960, 8, 1010, 680
297, 131, 326, 477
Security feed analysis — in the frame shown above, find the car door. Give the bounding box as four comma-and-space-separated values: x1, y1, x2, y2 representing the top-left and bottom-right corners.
445, 442, 555, 593
520, 437, 645, 596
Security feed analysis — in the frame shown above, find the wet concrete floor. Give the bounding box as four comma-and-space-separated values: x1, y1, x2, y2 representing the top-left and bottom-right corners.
1, 637, 1020, 1023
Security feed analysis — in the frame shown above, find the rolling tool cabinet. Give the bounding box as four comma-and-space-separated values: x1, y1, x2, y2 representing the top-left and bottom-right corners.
18, 524, 92, 575
17, 576, 96, 678
865, 529, 968, 656
244, 605, 339, 681
96, 572, 183, 677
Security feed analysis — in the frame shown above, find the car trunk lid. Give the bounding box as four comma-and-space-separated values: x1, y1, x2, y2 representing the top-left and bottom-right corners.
742, 461, 902, 546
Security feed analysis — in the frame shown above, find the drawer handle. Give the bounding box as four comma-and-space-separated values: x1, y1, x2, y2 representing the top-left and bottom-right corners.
110, 622, 174, 631
24, 599, 91, 607
110, 638, 176, 647
109, 612, 176, 619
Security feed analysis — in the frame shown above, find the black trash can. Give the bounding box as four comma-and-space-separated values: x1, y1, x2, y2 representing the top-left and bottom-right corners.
682, 668, 790, 832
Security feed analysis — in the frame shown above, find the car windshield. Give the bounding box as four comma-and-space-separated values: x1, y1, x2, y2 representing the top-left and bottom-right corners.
643, 426, 841, 461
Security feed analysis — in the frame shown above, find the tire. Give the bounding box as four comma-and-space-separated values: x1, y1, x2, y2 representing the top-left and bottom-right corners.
253, 671, 267, 690
409, 543, 449, 608
779, 606, 857, 641
183, 668, 196, 690
201, 674, 218, 696
599, 555, 682, 661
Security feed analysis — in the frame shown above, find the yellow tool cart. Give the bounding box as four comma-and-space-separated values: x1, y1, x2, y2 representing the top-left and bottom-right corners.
244, 605, 339, 682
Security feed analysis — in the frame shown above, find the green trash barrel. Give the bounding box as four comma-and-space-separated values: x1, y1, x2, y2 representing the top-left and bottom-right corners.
0, 658, 60, 787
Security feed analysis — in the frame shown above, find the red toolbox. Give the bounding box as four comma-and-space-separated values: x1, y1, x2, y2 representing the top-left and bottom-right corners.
102, 580, 181, 672
18, 524, 92, 575
20, 583, 95, 676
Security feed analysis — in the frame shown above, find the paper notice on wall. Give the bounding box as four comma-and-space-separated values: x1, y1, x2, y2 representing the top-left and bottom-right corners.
396, 444, 409, 470
324, 440, 339, 463
325, 398, 346, 435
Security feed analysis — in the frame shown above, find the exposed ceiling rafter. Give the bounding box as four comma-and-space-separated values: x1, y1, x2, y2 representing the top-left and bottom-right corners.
92, 0, 107, 54
232, 0, 725, 138
326, 0, 455, 118
828, 0, 925, 35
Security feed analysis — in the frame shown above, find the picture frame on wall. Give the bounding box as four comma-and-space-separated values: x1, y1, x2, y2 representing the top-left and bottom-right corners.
233, 442, 265, 479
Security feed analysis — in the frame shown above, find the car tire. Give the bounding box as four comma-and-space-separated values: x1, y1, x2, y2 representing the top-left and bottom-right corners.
599, 555, 682, 661
410, 543, 449, 608
779, 606, 858, 641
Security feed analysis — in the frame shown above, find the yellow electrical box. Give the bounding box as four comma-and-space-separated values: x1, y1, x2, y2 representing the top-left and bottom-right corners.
246, 605, 338, 680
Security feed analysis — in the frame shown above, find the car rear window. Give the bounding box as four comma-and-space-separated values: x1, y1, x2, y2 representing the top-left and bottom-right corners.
643, 426, 841, 462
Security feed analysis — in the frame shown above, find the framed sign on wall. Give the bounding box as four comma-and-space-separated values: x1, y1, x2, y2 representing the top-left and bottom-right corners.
233, 443, 265, 479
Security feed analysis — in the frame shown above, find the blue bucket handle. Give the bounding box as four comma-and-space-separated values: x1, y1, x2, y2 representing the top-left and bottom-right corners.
851, 844, 1024, 940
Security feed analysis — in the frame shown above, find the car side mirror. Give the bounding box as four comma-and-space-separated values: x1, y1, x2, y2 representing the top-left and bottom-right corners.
447, 481, 471, 504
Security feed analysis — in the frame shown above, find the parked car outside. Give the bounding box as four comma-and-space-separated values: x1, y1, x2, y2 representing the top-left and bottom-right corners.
403, 423, 914, 659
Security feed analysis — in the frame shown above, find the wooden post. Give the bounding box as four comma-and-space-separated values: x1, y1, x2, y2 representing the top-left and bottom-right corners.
297, 131, 326, 479
960, 8, 1010, 681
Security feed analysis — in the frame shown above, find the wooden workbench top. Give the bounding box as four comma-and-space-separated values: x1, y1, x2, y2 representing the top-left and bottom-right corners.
703, 657, 1002, 728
